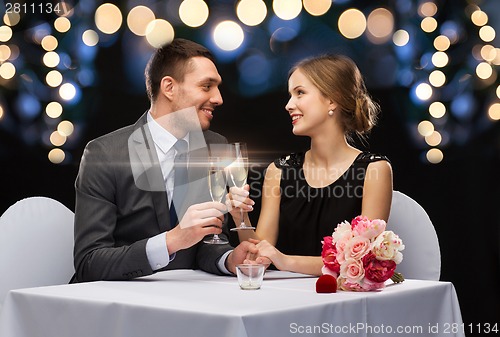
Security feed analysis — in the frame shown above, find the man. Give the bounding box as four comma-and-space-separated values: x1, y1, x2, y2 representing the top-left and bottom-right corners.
72, 38, 256, 282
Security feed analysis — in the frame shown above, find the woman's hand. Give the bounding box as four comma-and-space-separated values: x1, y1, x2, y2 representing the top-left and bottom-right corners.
248, 238, 290, 271
226, 184, 255, 224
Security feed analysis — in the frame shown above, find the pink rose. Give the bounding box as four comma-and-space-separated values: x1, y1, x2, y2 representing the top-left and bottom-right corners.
321, 236, 340, 274
344, 236, 370, 260
340, 258, 365, 282
352, 217, 386, 240
362, 253, 396, 283
337, 277, 364, 291
361, 278, 385, 291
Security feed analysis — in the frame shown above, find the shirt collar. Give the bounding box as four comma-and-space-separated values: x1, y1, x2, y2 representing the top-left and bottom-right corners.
147, 111, 189, 154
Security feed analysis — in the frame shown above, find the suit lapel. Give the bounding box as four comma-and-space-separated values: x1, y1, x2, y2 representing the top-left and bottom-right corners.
129, 116, 170, 232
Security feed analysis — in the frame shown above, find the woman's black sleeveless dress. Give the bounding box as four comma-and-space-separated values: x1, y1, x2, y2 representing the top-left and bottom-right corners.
273, 152, 389, 256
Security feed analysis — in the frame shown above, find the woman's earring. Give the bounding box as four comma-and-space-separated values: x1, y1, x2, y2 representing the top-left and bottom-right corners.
328, 109, 334, 116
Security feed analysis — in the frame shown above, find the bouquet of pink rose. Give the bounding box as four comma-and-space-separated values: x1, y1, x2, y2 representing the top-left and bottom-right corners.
321, 216, 405, 292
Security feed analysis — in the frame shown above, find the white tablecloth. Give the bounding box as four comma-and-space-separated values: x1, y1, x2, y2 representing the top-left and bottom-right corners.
0, 270, 464, 337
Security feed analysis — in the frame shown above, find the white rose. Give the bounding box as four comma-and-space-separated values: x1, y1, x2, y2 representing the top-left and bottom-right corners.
371, 231, 405, 264
332, 220, 352, 243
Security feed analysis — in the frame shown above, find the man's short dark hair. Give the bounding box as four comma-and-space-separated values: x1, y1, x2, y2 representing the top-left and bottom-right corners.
145, 38, 215, 102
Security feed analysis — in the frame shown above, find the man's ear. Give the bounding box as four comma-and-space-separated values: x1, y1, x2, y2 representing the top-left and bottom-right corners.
160, 76, 175, 101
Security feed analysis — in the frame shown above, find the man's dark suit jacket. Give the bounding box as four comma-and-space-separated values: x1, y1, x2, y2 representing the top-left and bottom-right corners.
72, 112, 232, 282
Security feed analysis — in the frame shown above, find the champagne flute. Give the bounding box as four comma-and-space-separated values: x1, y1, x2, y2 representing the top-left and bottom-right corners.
229, 143, 255, 231
204, 157, 229, 244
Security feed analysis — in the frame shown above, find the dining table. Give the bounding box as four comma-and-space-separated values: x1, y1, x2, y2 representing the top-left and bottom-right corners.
0, 269, 465, 337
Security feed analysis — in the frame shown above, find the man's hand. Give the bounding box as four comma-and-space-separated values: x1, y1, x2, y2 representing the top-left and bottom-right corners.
166, 202, 226, 254
225, 240, 260, 274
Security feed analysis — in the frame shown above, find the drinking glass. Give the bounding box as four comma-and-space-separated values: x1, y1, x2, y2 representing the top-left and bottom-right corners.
228, 143, 255, 231
203, 157, 229, 244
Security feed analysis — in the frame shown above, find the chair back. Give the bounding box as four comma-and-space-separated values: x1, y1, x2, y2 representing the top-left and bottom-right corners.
387, 191, 441, 280
0, 197, 74, 308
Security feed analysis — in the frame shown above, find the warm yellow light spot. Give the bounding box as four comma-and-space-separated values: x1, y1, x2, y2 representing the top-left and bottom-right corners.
432, 51, 449, 68
338, 9, 366, 39
416, 83, 433, 101
4, 13, 20, 26
480, 45, 496, 61
429, 70, 446, 87
179, 0, 209, 27
418, 120, 434, 137
433, 35, 450, 51
50, 131, 67, 146
48, 148, 65, 164
237, 0, 267, 26
46, 70, 63, 87
393, 29, 409, 46
479, 25, 495, 42
213, 21, 244, 51
471, 10, 488, 26
429, 101, 446, 118
476, 62, 493, 79
41, 35, 58, 51
0, 25, 13, 42
421, 17, 437, 33
145, 19, 175, 48
82, 30, 99, 46
366, 8, 394, 44
497, 85, 500, 99
426, 148, 443, 164
54, 17, 71, 33
0, 61, 15, 79
8, 44, 19, 61
0, 105, 4, 120
418, 2, 438, 17
127, 5, 155, 35
303, 0, 331, 16
425, 131, 442, 146
46, 102, 63, 118
58, 120, 74, 136
95, 3, 122, 35
0, 44, 11, 62
488, 103, 500, 121
59, 83, 76, 101
43, 51, 60, 68
493, 48, 500, 66
273, 0, 302, 21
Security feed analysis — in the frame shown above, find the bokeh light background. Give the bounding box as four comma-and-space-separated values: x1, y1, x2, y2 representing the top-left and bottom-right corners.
1, 0, 499, 327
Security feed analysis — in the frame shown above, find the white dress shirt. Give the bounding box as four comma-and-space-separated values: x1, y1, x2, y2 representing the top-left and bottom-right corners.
145, 112, 231, 273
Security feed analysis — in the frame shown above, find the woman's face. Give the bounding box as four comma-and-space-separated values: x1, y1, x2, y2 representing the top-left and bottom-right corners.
286, 69, 335, 136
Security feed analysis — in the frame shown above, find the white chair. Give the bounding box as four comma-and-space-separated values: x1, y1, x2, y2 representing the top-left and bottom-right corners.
0, 197, 74, 309
387, 191, 441, 281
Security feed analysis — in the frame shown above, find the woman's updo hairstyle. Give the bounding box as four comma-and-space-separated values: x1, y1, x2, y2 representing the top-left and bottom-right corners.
289, 54, 380, 140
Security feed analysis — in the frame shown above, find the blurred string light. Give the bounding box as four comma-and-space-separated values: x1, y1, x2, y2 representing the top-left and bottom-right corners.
179, 0, 209, 28
213, 21, 244, 51
0, 0, 499, 165
338, 9, 366, 39
127, 6, 155, 35
237, 0, 267, 26
392, 1, 500, 164
273, 0, 302, 21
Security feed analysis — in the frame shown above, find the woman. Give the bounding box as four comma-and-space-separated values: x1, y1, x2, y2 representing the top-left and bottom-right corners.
230, 54, 393, 275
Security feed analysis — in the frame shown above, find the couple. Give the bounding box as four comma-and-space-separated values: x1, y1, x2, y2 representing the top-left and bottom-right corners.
72, 38, 392, 283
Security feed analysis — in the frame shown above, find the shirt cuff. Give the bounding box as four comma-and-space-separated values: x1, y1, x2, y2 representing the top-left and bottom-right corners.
146, 232, 175, 271
217, 250, 233, 275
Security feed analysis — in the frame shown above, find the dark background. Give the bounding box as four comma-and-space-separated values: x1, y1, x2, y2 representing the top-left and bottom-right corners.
1, 0, 499, 333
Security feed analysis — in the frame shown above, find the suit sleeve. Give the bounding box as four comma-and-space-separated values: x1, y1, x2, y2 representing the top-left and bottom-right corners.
73, 139, 153, 282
